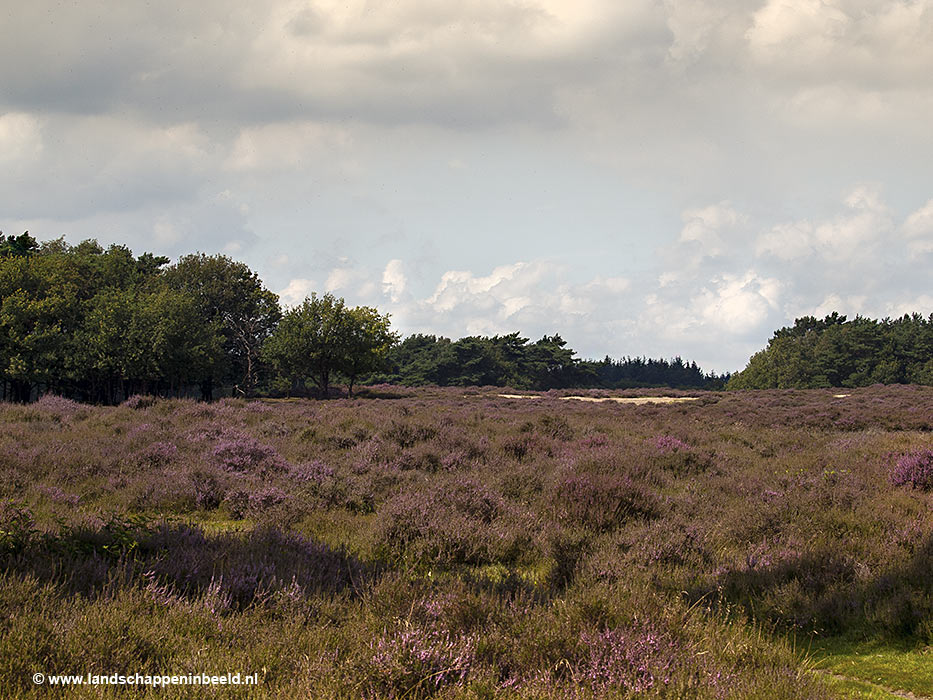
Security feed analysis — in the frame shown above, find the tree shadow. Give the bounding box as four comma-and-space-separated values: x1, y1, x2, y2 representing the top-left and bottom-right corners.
3, 520, 375, 610
702, 532, 933, 640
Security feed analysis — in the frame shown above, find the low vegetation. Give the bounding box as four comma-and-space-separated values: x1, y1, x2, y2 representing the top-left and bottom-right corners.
2, 385, 932, 697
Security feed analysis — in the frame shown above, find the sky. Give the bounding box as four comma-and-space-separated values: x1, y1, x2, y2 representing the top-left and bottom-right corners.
2, 0, 933, 374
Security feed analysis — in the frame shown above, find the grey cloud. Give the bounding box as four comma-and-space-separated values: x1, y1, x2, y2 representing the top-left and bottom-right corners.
0, 1, 670, 128
0, 116, 212, 220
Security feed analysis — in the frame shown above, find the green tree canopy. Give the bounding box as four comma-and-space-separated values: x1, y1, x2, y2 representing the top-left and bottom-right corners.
162, 253, 280, 398
729, 312, 933, 389
263, 293, 396, 397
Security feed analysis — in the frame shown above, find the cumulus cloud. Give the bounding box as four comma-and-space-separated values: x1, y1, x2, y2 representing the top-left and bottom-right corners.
425, 262, 553, 315
903, 198, 933, 255
746, 0, 933, 87
0, 112, 43, 165
695, 271, 781, 333
324, 267, 355, 292
278, 278, 317, 307
382, 259, 408, 302
226, 121, 351, 172
754, 221, 814, 261
0, 115, 212, 221
756, 185, 892, 262
677, 202, 745, 257
412, 261, 635, 347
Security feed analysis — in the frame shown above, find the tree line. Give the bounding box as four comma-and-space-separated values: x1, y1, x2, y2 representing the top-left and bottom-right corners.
728, 312, 933, 389
0, 233, 393, 403
0, 232, 728, 403
372, 334, 728, 390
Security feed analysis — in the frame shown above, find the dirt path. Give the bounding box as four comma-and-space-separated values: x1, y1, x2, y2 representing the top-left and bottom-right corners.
812, 669, 933, 700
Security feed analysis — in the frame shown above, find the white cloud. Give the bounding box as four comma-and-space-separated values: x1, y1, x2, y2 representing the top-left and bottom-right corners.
755, 220, 814, 261
695, 271, 781, 333
903, 198, 933, 255
788, 293, 868, 320
0, 112, 43, 165
756, 185, 891, 262
425, 261, 553, 313
663, 0, 731, 66
883, 295, 933, 318
372, 260, 635, 353
153, 218, 182, 246
814, 185, 891, 256
747, 0, 851, 64
746, 0, 933, 87
677, 202, 745, 257
226, 121, 351, 172
325, 267, 355, 292
382, 259, 408, 302
278, 278, 316, 306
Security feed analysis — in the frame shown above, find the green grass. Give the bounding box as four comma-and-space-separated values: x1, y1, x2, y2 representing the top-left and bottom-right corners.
816, 672, 908, 700
807, 637, 933, 699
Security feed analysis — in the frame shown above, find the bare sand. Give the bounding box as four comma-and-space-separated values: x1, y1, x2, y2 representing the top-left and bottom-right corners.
497, 394, 699, 404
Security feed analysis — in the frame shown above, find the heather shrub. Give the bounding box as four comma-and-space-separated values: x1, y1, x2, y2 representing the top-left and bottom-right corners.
619, 520, 711, 575
323, 432, 361, 450
188, 468, 225, 510
38, 485, 81, 506
248, 486, 287, 513
433, 428, 489, 464
364, 624, 477, 699
652, 434, 714, 475
33, 394, 86, 420
712, 546, 860, 633
528, 414, 574, 441
544, 528, 589, 589
499, 434, 541, 462
136, 440, 178, 466
222, 488, 251, 519
439, 449, 471, 471
550, 471, 660, 532
654, 435, 690, 454
124, 469, 194, 511
211, 433, 289, 475
578, 432, 610, 449
288, 459, 335, 483
375, 478, 535, 566
0, 502, 35, 555
389, 445, 442, 473
4, 385, 933, 697
890, 449, 933, 490
497, 463, 545, 504
576, 624, 677, 694
120, 394, 158, 410
333, 474, 378, 514
7, 519, 367, 609
350, 435, 391, 469
383, 421, 437, 448
142, 526, 365, 609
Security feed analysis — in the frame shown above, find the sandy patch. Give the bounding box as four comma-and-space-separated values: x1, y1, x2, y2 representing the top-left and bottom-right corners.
833, 394, 851, 398
497, 394, 699, 404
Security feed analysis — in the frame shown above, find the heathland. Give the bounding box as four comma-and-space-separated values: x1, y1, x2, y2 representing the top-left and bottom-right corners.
2, 385, 932, 698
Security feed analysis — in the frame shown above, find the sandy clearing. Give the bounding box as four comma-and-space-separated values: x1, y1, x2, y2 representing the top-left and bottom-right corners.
497, 394, 699, 404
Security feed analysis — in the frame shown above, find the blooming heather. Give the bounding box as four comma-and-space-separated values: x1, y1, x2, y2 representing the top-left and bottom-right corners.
890, 449, 933, 491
